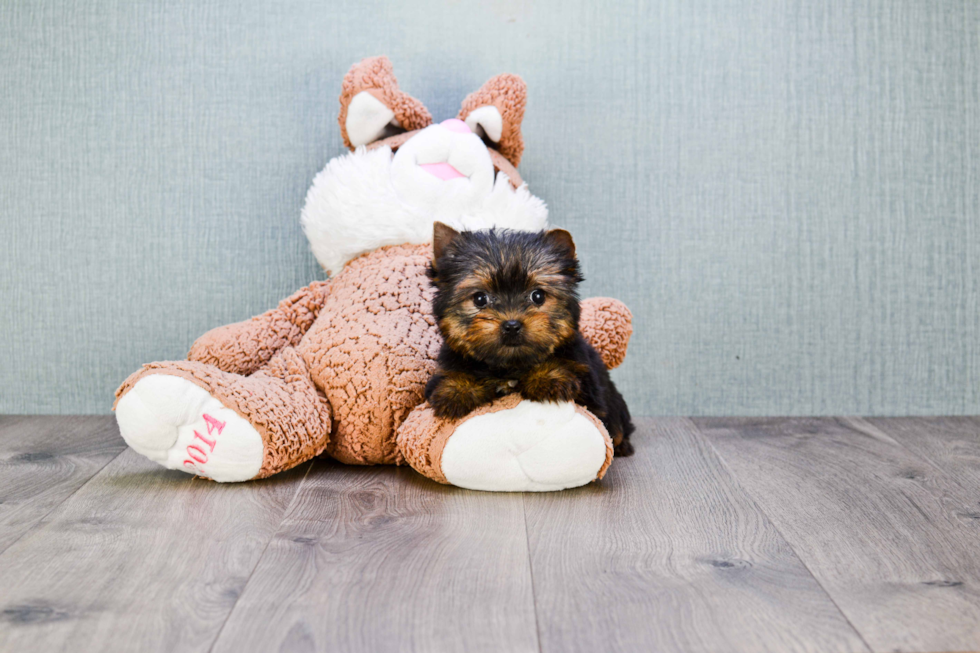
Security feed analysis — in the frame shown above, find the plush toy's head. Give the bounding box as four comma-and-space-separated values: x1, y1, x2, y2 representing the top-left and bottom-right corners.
302, 56, 548, 276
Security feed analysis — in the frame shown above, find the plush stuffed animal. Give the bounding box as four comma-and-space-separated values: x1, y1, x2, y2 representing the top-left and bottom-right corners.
114, 56, 633, 492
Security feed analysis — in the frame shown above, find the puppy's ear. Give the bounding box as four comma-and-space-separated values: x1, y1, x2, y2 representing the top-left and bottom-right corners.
544, 229, 576, 259
432, 222, 461, 270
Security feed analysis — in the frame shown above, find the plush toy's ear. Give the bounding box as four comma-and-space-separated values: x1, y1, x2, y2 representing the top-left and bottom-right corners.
544, 228, 576, 259
432, 221, 461, 270
458, 74, 527, 167
338, 56, 433, 150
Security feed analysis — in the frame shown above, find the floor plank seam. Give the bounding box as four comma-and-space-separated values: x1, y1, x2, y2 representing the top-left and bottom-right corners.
684, 418, 877, 653
521, 493, 544, 653
0, 446, 126, 558
206, 459, 316, 653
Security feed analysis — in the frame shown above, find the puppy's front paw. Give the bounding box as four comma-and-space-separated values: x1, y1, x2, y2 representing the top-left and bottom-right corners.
520, 379, 580, 403
429, 392, 478, 421
426, 372, 498, 421
520, 362, 582, 404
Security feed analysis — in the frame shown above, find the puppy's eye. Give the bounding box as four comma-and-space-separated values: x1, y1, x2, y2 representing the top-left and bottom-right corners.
473, 292, 489, 308
530, 289, 546, 305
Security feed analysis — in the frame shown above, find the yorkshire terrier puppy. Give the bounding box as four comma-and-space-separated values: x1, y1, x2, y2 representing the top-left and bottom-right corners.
425, 222, 635, 456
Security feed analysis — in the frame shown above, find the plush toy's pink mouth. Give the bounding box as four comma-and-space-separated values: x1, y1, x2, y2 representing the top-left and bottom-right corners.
419, 162, 466, 181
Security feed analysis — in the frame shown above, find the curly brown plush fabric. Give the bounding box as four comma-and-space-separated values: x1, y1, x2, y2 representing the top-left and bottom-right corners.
579, 404, 616, 479
458, 73, 527, 167
338, 56, 433, 150
298, 244, 441, 465
579, 297, 633, 370
187, 281, 331, 375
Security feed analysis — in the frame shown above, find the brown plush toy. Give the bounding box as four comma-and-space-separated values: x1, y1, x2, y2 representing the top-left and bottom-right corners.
114, 57, 633, 491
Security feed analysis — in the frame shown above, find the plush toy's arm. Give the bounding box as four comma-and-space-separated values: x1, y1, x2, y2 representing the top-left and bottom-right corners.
579, 297, 633, 370
187, 280, 332, 375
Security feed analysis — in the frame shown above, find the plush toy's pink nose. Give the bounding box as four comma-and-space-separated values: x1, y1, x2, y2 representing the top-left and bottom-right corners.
440, 118, 471, 134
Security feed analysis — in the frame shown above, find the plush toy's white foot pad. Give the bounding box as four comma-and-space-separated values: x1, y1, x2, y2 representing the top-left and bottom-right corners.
115, 374, 264, 483
440, 400, 608, 492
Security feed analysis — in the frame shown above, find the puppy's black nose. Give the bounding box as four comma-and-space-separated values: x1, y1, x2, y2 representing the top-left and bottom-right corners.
501, 320, 523, 335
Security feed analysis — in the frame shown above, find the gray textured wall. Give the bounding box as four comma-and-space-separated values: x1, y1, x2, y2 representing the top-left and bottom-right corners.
2, 1, 978, 415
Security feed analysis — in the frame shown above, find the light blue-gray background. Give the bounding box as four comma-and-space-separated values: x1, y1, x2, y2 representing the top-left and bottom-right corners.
2, 1, 978, 415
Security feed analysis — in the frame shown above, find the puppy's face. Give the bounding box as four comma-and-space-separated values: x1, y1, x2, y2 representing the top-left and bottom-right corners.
429, 223, 582, 368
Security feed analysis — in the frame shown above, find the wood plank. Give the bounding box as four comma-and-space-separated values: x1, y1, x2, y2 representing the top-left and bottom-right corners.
0, 447, 311, 652
211, 459, 539, 653
523, 417, 867, 653
0, 416, 125, 555
695, 417, 980, 653
866, 416, 980, 492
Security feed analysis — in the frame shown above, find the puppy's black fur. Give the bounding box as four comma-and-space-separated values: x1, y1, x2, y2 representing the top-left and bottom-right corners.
424, 223, 635, 456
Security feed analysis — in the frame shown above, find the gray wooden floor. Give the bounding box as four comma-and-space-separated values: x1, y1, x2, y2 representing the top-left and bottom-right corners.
1, 416, 979, 653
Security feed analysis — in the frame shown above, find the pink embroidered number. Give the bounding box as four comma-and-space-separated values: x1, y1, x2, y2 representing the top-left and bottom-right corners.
186, 444, 208, 464
193, 430, 216, 451
182, 413, 227, 471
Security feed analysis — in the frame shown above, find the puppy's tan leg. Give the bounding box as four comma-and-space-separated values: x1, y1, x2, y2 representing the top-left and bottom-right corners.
427, 371, 505, 420
519, 359, 587, 404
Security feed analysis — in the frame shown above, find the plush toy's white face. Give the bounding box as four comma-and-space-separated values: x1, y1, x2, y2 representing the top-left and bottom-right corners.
301, 120, 548, 276
390, 119, 497, 218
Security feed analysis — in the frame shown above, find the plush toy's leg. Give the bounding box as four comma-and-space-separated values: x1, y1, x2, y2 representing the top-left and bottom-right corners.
114, 348, 330, 482
396, 394, 614, 492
